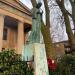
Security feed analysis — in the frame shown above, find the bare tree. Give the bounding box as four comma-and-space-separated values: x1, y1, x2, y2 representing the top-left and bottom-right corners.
56, 0, 75, 53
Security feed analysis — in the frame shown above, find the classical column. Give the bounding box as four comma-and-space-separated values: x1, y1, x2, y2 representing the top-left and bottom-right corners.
17, 21, 24, 54
0, 14, 4, 52
8, 28, 16, 49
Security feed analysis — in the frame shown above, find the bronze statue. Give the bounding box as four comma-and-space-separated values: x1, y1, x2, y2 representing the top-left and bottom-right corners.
29, 3, 42, 43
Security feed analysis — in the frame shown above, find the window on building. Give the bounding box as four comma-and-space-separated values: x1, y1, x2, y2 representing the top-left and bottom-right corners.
3, 28, 8, 40
2, 48, 5, 51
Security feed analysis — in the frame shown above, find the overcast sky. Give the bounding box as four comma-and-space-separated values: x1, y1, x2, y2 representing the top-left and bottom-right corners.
20, 0, 32, 9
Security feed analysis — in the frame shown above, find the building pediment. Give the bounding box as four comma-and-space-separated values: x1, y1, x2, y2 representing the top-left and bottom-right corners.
0, 0, 31, 16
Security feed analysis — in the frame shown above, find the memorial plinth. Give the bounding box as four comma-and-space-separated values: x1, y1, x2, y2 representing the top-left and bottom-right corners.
22, 43, 49, 75
34, 43, 49, 75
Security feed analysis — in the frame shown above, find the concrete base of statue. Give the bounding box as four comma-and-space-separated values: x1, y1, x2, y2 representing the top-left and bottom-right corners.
34, 43, 49, 75
22, 43, 49, 75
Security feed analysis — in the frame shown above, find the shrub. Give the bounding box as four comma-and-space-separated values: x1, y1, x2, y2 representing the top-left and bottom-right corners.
49, 54, 75, 75
0, 49, 34, 75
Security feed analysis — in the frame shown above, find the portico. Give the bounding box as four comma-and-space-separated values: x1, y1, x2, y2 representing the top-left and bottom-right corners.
0, 0, 32, 54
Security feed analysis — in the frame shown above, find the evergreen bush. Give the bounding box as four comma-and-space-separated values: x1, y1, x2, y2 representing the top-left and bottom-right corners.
49, 55, 75, 75
0, 49, 34, 75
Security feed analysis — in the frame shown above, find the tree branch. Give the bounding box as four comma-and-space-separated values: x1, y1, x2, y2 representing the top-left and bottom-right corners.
56, 0, 64, 8
66, 9, 72, 17
61, 0, 64, 5
43, 0, 50, 27
56, 0, 61, 6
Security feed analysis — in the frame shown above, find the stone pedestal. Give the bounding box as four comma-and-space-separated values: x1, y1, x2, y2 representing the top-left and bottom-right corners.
22, 43, 49, 75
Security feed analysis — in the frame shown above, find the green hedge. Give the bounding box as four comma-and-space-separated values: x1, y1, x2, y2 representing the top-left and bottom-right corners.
49, 55, 75, 75
1, 49, 75, 75
0, 49, 34, 75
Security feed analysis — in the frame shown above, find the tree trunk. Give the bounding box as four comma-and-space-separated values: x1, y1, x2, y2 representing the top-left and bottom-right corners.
69, 0, 75, 37
62, 6, 75, 52
56, 0, 75, 52
41, 24, 56, 59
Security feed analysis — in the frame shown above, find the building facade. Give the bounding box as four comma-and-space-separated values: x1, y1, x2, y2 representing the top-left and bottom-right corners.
0, 0, 32, 54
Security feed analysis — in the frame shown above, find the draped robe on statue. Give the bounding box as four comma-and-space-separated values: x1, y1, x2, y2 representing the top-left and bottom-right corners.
29, 7, 41, 43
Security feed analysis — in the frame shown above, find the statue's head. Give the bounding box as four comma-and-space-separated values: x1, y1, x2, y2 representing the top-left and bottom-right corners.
36, 2, 42, 9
